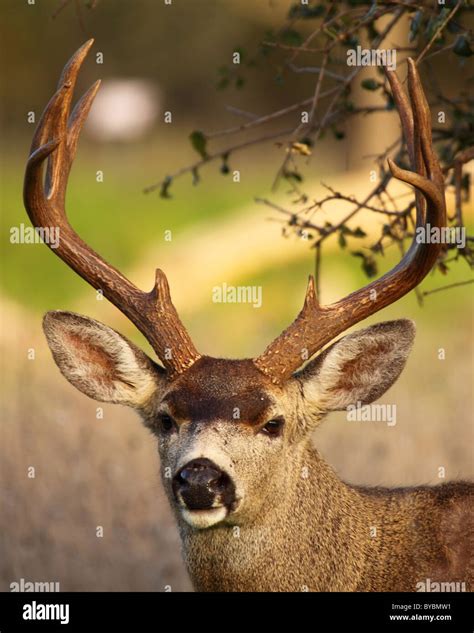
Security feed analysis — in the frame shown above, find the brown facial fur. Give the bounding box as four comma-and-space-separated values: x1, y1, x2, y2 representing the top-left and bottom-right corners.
162, 356, 274, 427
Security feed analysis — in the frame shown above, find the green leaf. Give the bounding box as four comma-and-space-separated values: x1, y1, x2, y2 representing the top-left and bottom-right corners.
220, 153, 230, 175
361, 78, 379, 91
371, 242, 384, 255
453, 35, 473, 57
332, 127, 345, 140
447, 19, 462, 34
425, 16, 440, 41
439, 144, 454, 163
338, 231, 347, 249
160, 176, 172, 199
352, 227, 367, 238
385, 94, 396, 111
461, 173, 470, 194
342, 35, 359, 48
362, 257, 377, 278
284, 170, 303, 183
217, 77, 229, 90
425, 8, 450, 39
366, 22, 379, 41
351, 251, 377, 277
364, 2, 378, 21
280, 28, 303, 46
409, 10, 423, 42
189, 130, 209, 159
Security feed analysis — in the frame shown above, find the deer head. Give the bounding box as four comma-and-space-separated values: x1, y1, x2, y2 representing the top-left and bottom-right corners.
25, 41, 445, 530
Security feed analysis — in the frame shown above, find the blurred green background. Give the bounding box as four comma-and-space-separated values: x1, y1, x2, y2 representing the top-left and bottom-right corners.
1, 0, 472, 592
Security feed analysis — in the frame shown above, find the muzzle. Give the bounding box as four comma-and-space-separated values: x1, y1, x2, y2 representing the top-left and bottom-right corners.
172, 457, 236, 511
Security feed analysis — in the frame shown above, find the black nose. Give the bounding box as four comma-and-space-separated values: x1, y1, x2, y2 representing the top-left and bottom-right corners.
172, 458, 235, 511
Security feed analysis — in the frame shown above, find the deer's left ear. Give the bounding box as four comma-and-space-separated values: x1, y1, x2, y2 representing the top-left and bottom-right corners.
296, 319, 415, 413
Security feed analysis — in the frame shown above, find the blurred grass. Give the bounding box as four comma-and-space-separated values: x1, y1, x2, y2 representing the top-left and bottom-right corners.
4, 136, 472, 328
198, 252, 473, 358
1, 138, 278, 310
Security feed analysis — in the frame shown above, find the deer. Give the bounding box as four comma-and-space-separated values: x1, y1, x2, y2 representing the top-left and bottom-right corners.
24, 40, 472, 592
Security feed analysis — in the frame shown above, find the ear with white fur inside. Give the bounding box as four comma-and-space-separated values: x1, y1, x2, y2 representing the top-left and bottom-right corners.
43, 311, 164, 407
297, 319, 416, 413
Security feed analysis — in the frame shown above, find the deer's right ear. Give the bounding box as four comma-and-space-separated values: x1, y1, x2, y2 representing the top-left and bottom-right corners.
43, 311, 166, 408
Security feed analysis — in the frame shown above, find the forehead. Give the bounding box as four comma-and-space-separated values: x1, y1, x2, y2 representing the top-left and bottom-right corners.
162, 357, 274, 425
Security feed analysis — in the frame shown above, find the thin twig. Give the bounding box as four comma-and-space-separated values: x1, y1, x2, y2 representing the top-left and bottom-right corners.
287, 63, 346, 82
52, 0, 71, 19
143, 127, 293, 194
225, 105, 259, 121
416, 1, 463, 65
313, 173, 392, 248
206, 85, 342, 140
422, 280, 474, 297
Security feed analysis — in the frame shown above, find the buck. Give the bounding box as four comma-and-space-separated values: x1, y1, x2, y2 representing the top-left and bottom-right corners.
24, 41, 472, 592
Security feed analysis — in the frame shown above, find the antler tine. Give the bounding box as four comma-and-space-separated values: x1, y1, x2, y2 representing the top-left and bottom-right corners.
407, 59, 444, 190
387, 60, 445, 223
67, 80, 102, 160
44, 40, 95, 201
254, 59, 446, 384
387, 60, 430, 231
26, 82, 71, 205
386, 68, 415, 167
24, 41, 201, 378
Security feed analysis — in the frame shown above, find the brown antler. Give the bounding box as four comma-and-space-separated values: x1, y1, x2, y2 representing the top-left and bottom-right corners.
254, 59, 446, 384
24, 40, 201, 377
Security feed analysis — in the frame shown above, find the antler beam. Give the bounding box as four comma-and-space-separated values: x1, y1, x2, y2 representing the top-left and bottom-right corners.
23, 40, 201, 377
254, 59, 446, 384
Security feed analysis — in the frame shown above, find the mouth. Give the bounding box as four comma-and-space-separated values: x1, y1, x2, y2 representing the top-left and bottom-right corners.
180, 505, 228, 529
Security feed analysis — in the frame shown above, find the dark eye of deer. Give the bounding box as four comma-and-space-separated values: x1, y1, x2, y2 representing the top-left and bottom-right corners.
262, 418, 284, 437
160, 415, 175, 433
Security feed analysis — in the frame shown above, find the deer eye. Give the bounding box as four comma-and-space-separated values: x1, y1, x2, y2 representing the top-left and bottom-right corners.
159, 414, 176, 433
261, 417, 284, 437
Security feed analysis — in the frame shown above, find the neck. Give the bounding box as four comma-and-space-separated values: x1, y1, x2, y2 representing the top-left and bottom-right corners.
176, 444, 465, 591
177, 444, 381, 591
